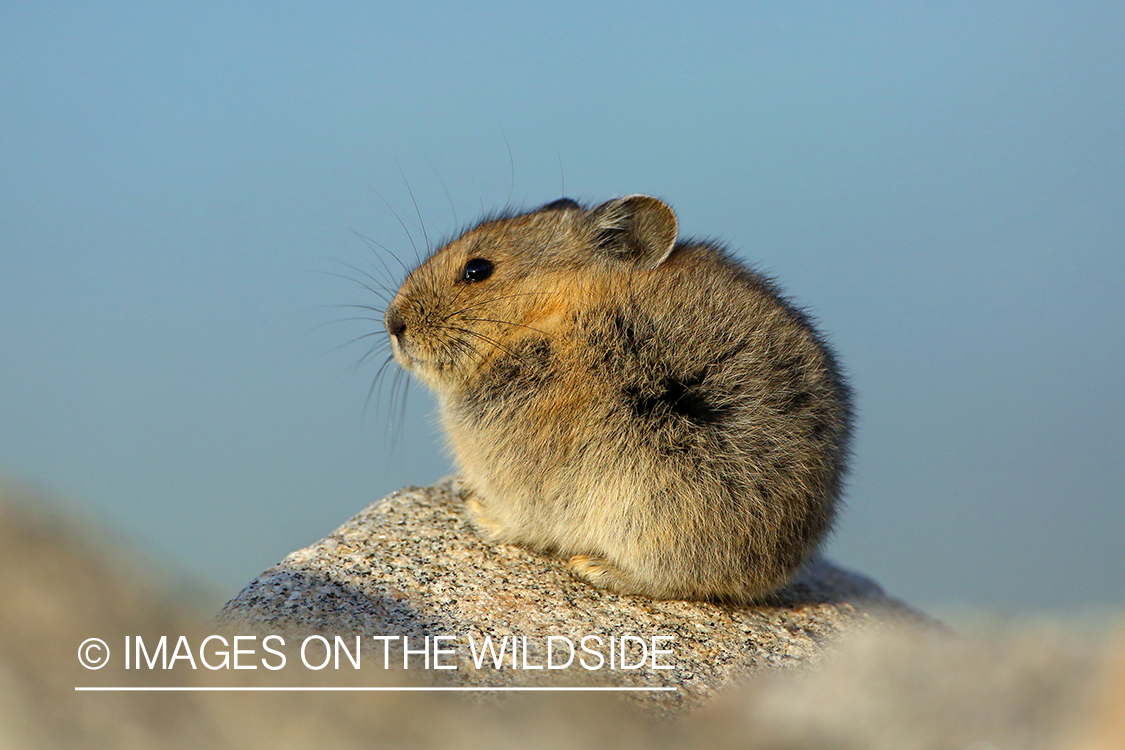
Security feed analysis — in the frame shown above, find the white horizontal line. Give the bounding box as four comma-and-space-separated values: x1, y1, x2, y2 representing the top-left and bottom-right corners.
75, 686, 677, 692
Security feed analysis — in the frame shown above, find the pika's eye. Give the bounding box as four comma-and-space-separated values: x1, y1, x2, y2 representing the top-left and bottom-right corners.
462, 257, 494, 283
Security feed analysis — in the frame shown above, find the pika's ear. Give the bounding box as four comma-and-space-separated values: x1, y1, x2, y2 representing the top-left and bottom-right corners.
588, 195, 678, 269
540, 197, 582, 212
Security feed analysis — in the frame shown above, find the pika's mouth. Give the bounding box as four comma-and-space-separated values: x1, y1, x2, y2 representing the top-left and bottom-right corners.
384, 305, 414, 369
383, 306, 463, 384
389, 331, 448, 379
388, 333, 416, 370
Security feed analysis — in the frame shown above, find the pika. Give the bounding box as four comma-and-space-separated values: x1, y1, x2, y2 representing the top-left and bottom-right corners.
383, 195, 852, 603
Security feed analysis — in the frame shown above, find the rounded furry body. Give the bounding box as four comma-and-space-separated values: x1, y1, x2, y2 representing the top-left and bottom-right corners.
384, 195, 852, 602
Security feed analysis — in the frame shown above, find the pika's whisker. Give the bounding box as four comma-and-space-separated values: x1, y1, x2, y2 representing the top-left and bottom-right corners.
320, 262, 397, 303
334, 210, 411, 282
352, 229, 411, 280
398, 160, 430, 252
332, 303, 388, 315
372, 188, 422, 265
362, 352, 397, 420
430, 160, 458, 229
311, 315, 385, 337
386, 365, 412, 442
460, 316, 550, 337
355, 340, 392, 369
444, 325, 531, 366
329, 329, 390, 358
446, 291, 553, 319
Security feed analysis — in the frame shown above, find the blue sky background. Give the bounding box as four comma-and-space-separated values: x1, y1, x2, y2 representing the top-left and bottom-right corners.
2, 2, 1122, 612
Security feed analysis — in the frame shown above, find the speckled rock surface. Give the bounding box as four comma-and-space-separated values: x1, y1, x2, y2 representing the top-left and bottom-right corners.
218, 478, 931, 714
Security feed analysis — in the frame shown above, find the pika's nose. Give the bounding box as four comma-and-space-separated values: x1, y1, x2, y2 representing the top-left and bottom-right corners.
385, 307, 406, 339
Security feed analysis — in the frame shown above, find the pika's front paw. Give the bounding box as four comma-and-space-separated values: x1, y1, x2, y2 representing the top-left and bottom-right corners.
567, 555, 646, 596
465, 495, 505, 541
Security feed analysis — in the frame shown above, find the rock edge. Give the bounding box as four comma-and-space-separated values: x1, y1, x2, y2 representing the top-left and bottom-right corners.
218, 479, 932, 713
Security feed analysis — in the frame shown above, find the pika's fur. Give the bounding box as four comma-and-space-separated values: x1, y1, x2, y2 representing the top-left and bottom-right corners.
384, 195, 852, 602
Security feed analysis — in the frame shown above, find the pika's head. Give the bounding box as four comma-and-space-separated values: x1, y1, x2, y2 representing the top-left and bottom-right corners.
384, 195, 677, 393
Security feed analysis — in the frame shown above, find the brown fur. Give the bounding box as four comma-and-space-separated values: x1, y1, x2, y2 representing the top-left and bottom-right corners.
384, 195, 853, 602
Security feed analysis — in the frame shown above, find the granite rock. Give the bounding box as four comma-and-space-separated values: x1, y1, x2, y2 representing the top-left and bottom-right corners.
6, 480, 1119, 749
218, 478, 932, 713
